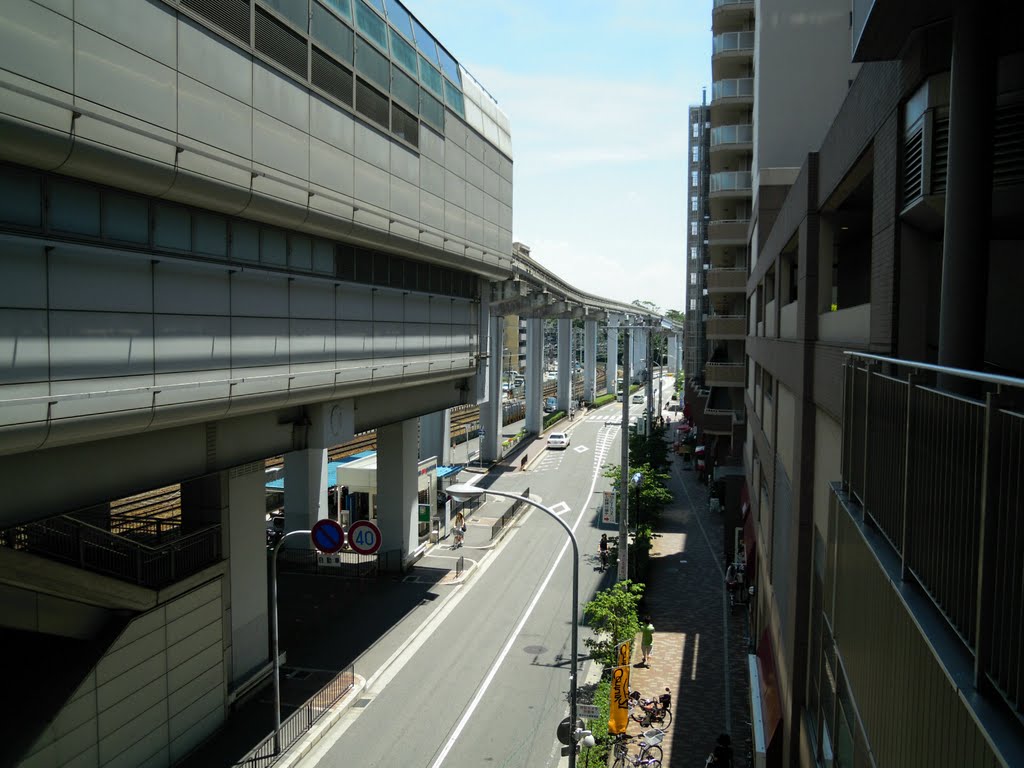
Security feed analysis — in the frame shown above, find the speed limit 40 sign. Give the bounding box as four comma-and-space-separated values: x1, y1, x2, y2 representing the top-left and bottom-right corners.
347, 520, 382, 555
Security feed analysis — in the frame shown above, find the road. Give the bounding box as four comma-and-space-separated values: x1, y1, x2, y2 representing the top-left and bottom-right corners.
300, 381, 673, 768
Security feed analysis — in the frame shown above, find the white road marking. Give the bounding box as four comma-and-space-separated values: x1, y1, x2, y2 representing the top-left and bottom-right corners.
428, 438, 606, 768
573, 445, 589, 453
549, 501, 571, 517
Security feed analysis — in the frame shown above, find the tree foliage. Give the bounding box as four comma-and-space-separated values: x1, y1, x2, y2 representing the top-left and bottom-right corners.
582, 579, 645, 668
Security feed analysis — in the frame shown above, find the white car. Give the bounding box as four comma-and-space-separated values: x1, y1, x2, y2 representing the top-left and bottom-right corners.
546, 432, 570, 450
631, 393, 644, 404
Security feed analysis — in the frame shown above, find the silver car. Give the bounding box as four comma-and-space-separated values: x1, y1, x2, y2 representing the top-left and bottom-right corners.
546, 431, 570, 450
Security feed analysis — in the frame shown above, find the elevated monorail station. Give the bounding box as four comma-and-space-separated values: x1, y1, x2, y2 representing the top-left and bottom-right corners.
0, 2, 679, 766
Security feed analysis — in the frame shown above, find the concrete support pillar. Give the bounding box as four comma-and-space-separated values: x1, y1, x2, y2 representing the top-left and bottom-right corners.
283, 448, 328, 533
182, 467, 268, 686
606, 320, 618, 395
526, 317, 544, 434
226, 464, 268, 682
419, 409, 451, 466
583, 319, 597, 403
937, 5, 996, 393
557, 319, 572, 413
479, 315, 503, 463
376, 420, 419, 566
627, 331, 637, 383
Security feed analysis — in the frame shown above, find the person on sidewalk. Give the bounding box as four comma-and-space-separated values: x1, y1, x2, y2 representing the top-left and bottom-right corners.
453, 511, 465, 548
640, 618, 655, 666
598, 533, 609, 570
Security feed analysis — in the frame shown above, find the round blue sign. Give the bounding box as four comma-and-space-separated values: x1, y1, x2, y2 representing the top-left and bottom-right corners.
310, 519, 345, 555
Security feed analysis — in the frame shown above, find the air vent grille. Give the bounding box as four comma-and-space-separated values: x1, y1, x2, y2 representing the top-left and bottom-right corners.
182, 0, 250, 45
993, 100, 1024, 187
931, 109, 949, 196
255, 6, 307, 79
312, 47, 353, 107
355, 77, 389, 129
391, 104, 419, 147
903, 127, 924, 204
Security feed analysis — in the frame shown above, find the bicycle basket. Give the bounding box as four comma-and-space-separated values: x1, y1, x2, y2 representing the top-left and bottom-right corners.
642, 728, 665, 745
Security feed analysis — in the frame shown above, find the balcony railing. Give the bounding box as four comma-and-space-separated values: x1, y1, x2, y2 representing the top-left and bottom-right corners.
707, 315, 747, 338
708, 218, 749, 242
0, 515, 222, 589
713, 0, 754, 8
841, 353, 1024, 717
704, 362, 745, 387
712, 30, 755, 55
711, 124, 753, 147
712, 78, 754, 101
710, 171, 753, 193
703, 407, 745, 433
706, 268, 747, 292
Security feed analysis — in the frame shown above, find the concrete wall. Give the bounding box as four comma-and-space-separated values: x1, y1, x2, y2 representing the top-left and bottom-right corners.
753, 0, 859, 182
21, 579, 226, 768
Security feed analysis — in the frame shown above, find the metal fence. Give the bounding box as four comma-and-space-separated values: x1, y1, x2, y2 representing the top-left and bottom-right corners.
276, 546, 380, 578
455, 554, 464, 579
841, 353, 1024, 715
0, 515, 221, 589
237, 663, 355, 768
489, 487, 531, 540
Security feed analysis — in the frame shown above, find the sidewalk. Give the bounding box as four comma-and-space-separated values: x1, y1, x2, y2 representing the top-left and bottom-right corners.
624, 443, 752, 767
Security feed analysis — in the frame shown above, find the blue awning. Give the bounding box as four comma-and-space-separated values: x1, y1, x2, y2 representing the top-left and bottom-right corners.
436, 465, 462, 480
265, 450, 379, 490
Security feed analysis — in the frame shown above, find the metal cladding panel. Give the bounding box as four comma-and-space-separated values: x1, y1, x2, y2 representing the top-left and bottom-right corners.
253, 110, 308, 179
310, 94, 355, 152
75, 26, 177, 131
177, 74, 253, 159
154, 314, 231, 374
230, 271, 288, 318
0, 0, 74, 91
177, 15, 252, 104
0, 309, 48, 384
77, 0, 176, 68
353, 158, 390, 209
309, 138, 355, 197
253, 61, 309, 132
48, 311, 154, 381
230, 316, 289, 369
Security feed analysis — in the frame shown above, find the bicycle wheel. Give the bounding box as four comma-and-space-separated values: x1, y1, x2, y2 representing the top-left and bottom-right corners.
659, 707, 672, 728
642, 744, 664, 764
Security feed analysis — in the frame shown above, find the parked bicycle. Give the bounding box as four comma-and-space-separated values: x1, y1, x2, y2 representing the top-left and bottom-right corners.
628, 688, 672, 728
611, 731, 663, 768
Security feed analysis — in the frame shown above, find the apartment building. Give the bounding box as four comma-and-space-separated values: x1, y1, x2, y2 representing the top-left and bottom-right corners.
741, 2, 1024, 767
685, 97, 710, 386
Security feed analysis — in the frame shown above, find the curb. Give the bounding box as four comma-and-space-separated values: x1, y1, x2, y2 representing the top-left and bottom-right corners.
276, 674, 368, 768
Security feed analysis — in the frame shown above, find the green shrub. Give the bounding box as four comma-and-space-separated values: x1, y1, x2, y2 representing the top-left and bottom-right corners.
592, 393, 616, 408
578, 674, 612, 767
543, 411, 565, 429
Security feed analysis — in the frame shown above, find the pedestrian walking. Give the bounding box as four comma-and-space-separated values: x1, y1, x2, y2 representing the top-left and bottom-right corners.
453, 510, 466, 548
640, 618, 654, 666
598, 533, 609, 570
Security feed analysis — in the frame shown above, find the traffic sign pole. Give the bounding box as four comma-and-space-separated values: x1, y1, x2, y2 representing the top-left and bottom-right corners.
269, 529, 309, 755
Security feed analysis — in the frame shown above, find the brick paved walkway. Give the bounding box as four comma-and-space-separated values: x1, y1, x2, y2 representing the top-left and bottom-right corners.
625, 450, 752, 767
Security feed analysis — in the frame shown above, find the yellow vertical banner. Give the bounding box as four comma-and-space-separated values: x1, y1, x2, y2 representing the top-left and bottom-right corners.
608, 640, 632, 734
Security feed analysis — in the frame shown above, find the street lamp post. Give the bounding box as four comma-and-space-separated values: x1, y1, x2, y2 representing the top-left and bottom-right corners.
619, 328, 631, 581
269, 529, 311, 753
443, 484, 588, 766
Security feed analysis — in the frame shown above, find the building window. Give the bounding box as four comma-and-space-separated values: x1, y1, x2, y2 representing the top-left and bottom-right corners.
691, 222, 698, 237
691, 246, 698, 260
691, 197, 698, 212
691, 171, 699, 188
692, 146, 699, 162
690, 273, 697, 286
689, 297, 697, 311
692, 121, 699, 138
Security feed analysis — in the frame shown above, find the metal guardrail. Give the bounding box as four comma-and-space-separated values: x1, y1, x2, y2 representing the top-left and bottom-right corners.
0, 515, 221, 589
276, 546, 380, 579
455, 555, 465, 579
237, 663, 355, 768
842, 352, 1024, 716
489, 487, 531, 540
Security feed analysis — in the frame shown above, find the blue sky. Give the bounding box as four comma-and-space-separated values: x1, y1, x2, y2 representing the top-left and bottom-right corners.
410, 0, 711, 314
